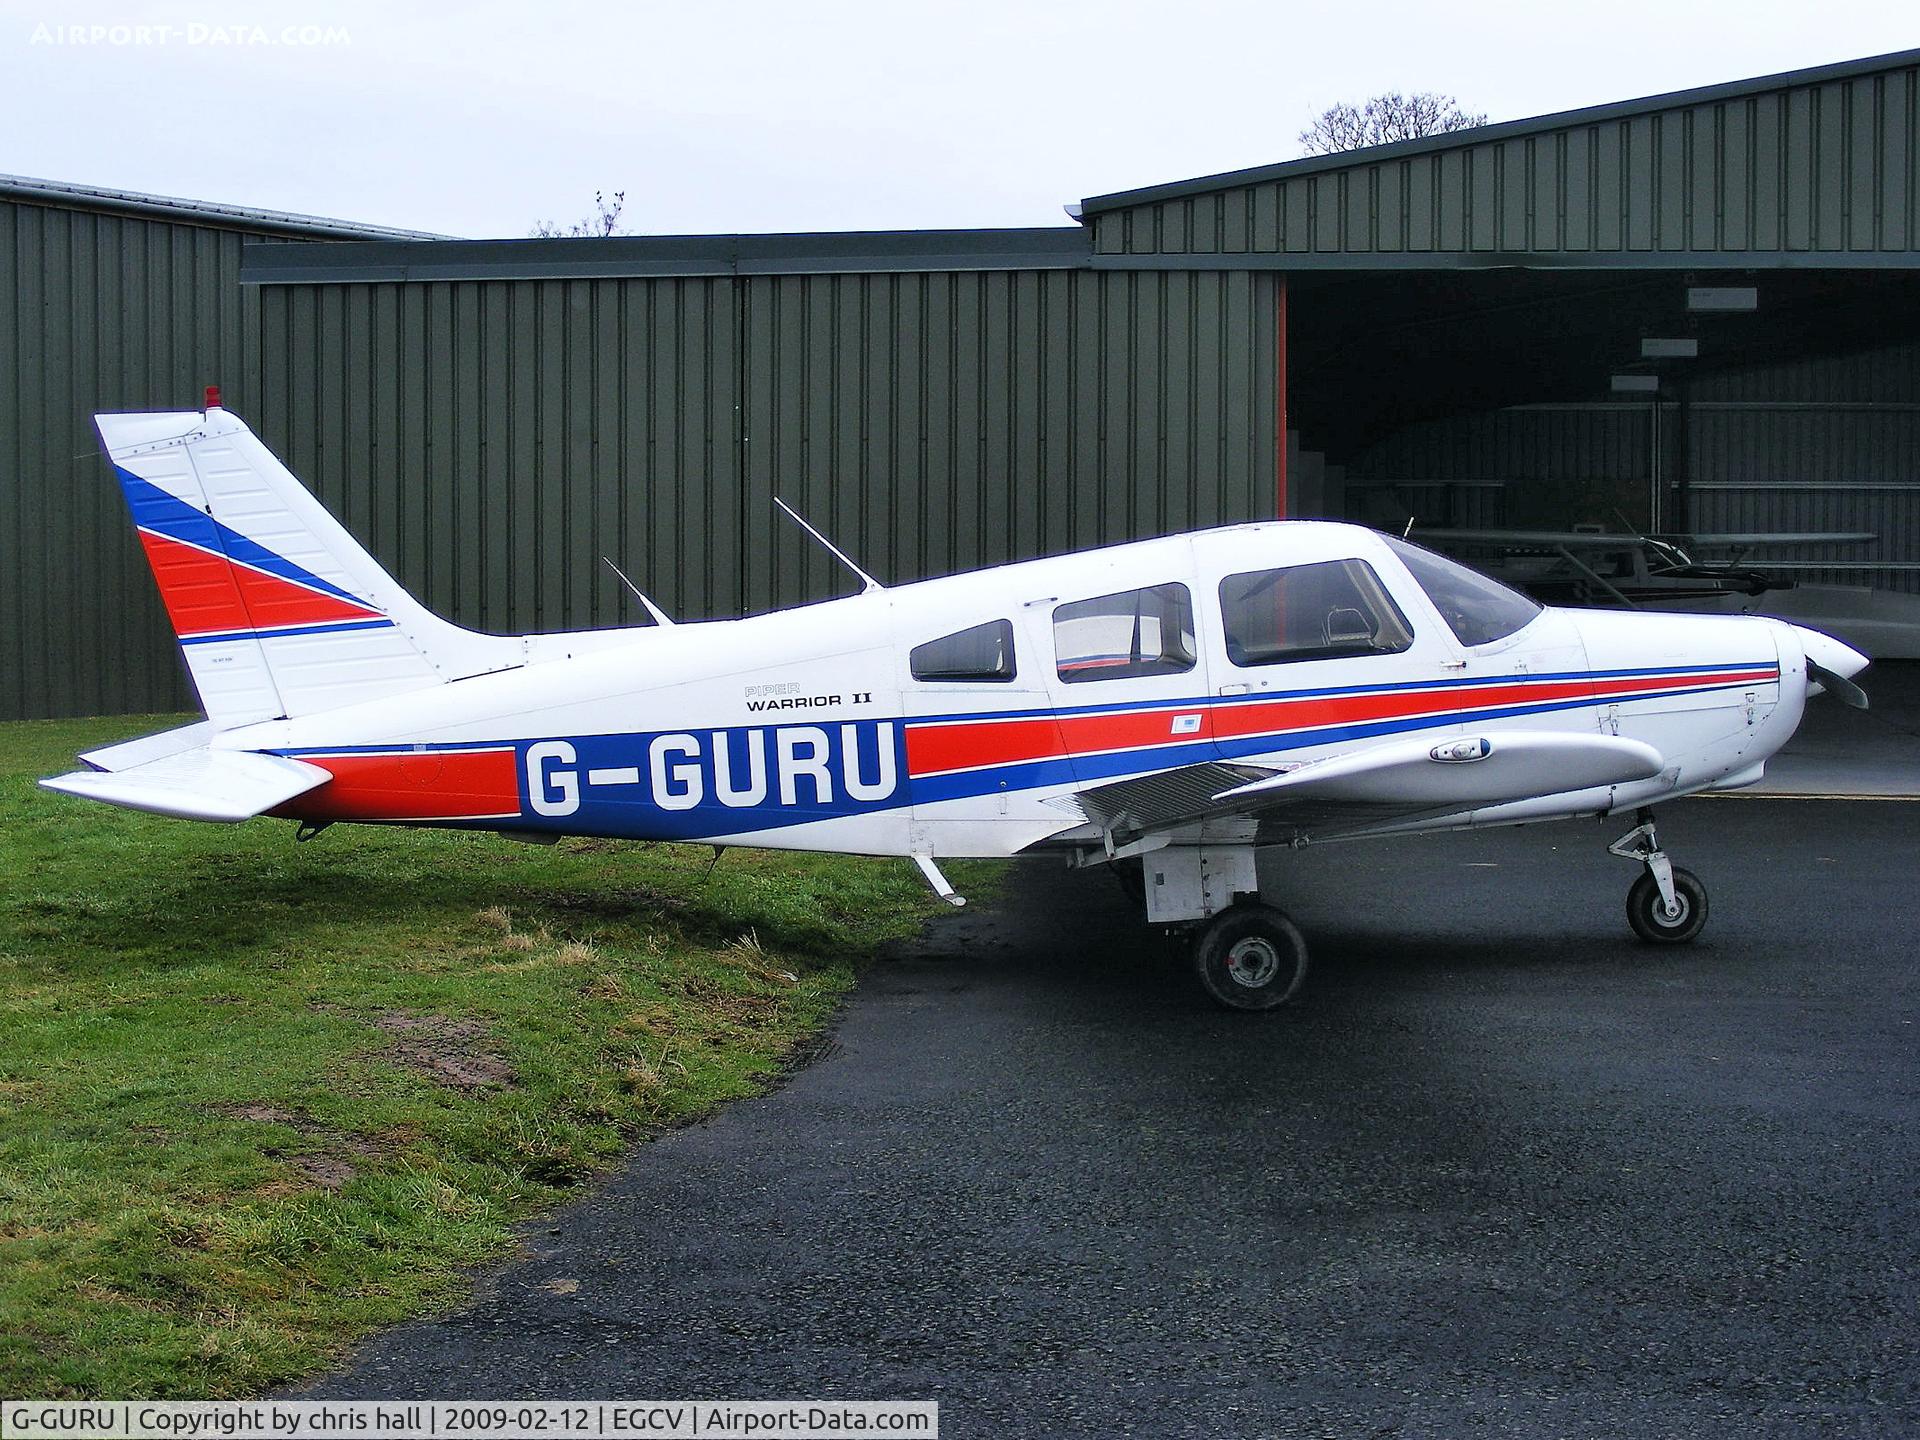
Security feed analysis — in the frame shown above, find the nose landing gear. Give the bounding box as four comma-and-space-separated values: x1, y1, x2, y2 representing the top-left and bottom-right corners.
1608, 808, 1710, 944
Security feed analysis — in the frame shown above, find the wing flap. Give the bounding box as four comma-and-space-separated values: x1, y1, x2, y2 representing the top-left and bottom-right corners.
40, 748, 331, 823
1071, 761, 1277, 841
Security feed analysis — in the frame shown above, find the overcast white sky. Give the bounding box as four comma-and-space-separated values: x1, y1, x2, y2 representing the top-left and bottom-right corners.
1, 0, 1915, 239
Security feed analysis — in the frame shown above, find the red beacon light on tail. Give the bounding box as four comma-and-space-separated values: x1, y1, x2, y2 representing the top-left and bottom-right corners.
204, 385, 222, 411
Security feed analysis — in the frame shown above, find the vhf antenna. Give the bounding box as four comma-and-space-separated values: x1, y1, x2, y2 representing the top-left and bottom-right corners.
601, 556, 675, 627
773, 497, 884, 594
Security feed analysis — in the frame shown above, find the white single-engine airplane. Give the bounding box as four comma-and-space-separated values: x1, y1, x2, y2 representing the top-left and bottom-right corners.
45, 399, 1872, 1009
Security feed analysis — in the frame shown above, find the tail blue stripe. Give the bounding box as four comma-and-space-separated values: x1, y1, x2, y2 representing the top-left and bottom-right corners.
117, 468, 371, 607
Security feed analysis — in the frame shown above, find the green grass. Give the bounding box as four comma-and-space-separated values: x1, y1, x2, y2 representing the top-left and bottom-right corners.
0, 715, 987, 1399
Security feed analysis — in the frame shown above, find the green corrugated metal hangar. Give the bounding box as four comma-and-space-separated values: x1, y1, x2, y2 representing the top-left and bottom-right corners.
5, 47, 1919, 720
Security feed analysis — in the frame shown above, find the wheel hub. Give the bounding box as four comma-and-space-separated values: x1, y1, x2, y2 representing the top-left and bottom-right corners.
1224, 935, 1282, 989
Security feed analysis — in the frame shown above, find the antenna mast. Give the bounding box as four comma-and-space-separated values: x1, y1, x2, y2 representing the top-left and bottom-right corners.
601, 557, 675, 627
773, 497, 884, 594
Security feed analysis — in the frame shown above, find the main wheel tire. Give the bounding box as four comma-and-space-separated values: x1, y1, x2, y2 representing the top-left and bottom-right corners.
1626, 867, 1709, 944
1191, 904, 1309, 1011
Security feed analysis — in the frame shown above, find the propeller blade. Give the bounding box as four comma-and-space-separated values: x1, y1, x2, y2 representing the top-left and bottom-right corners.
1807, 660, 1869, 709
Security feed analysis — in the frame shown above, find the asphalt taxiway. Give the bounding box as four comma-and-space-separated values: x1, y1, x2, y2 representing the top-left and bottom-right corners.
302, 792, 1918, 1438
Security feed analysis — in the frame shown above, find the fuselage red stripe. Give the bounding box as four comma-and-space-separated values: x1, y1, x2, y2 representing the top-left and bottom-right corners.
272, 747, 521, 823
903, 667, 1778, 779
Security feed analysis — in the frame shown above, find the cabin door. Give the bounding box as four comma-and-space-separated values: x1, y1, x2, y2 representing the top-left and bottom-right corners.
1023, 561, 1221, 786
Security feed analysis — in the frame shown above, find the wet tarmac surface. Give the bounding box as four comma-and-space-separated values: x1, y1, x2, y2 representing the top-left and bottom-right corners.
303, 799, 1919, 1438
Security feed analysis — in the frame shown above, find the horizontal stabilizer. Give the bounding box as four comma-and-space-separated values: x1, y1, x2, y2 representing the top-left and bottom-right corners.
78, 719, 216, 773
40, 748, 331, 823
1215, 730, 1666, 810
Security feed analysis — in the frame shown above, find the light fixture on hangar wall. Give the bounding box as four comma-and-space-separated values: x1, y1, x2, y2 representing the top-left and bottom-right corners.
1687, 287, 1759, 313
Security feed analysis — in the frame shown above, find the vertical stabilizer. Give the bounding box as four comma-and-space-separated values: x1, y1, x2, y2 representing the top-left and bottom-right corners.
98, 405, 519, 728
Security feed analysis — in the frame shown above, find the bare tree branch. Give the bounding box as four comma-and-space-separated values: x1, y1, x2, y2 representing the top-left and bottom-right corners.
1297, 93, 1488, 156
530, 189, 628, 239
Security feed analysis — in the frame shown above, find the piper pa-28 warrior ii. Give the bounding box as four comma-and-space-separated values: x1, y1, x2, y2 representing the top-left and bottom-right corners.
45, 399, 1872, 1009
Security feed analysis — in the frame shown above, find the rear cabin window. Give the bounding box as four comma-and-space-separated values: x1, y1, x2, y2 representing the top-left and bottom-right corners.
1053, 583, 1196, 683
1382, 535, 1543, 648
910, 619, 1016, 682
1219, 559, 1415, 667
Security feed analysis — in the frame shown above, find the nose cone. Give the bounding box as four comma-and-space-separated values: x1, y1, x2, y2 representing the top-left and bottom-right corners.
1794, 624, 1870, 681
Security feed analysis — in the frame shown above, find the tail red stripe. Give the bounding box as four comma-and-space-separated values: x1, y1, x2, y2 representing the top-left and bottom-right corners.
138, 530, 254, 638
138, 529, 384, 639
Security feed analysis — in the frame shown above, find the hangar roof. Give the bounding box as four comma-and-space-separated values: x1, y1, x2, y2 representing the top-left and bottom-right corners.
1079, 47, 1920, 269
233, 47, 1920, 284
0, 172, 446, 241
240, 227, 1088, 285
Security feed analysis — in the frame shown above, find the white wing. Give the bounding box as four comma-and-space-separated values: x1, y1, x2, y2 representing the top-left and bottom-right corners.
1045, 730, 1665, 852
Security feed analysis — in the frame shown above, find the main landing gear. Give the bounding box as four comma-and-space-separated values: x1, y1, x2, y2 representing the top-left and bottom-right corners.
1608, 807, 1710, 945
1123, 845, 1311, 1011
1189, 903, 1310, 1010
1107, 809, 1709, 1011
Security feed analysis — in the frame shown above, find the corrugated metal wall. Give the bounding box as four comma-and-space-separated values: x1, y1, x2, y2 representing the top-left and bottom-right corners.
0, 198, 263, 720
4, 218, 1278, 721
253, 276, 745, 640
1093, 61, 1920, 260
250, 268, 1280, 632
16, 207, 1912, 717
1344, 336, 1920, 593
1687, 340, 1920, 587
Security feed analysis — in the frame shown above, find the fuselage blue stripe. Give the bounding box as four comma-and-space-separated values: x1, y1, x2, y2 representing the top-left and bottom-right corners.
262, 666, 1773, 841
265, 666, 1771, 763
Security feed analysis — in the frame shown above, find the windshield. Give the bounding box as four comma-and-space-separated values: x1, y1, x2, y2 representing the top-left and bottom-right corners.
1381, 535, 1543, 648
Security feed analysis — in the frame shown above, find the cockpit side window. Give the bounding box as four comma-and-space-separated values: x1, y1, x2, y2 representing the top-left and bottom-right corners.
911, 619, 1016, 682
1382, 535, 1543, 648
1219, 559, 1413, 667
1053, 583, 1196, 683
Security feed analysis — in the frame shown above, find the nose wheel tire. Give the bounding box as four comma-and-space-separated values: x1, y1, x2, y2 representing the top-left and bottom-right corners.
1626, 867, 1709, 944
1192, 903, 1309, 1010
